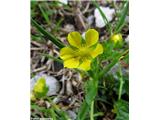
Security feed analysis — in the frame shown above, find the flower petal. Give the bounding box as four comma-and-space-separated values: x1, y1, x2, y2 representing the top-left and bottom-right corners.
60, 47, 74, 60
90, 43, 103, 58
64, 58, 79, 68
78, 59, 91, 71
85, 29, 99, 47
67, 31, 82, 48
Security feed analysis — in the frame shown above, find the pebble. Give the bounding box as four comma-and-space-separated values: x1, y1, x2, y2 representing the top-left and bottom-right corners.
86, 15, 94, 26
59, 0, 68, 5
94, 6, 115, 28
125, 35, 129, 43
67, 110, 77, 120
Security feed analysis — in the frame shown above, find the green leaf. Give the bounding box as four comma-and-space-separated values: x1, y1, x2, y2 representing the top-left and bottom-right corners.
99, 49, 129, 78
31, 104, 46, 111
54, 18, 64, 32
49, 109, 56, 120
85, 78, 98, 105
93, 112, 104, 118
31, 34, 44, 42
113, 100, 129, 120
31, 18, 65, 49
100, 41, 117, 60
38, 4, 50, 25
41, 53, 63, 64
52, 104, 71, 120
114, 1, 129, 33
78, 78, 98, 120
77, 101, 89, 120
123, 52, 129, 64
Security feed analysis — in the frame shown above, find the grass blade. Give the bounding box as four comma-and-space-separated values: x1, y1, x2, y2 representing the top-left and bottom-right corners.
92, 0, 112, 35
114, 1, 129, 33
49, 108, 56, 120
31, 18, 65, 49
38, 4, 50, 25
78, 101, 89, 120
41, 53, 63, 64
52, 104, 71, 120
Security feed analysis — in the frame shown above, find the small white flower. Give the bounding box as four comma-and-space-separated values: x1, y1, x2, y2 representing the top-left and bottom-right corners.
94, 6, 115, 28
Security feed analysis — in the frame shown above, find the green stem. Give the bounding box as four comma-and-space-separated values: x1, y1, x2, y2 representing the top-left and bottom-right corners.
90, 101, 94, 120
118, 63, 124, 100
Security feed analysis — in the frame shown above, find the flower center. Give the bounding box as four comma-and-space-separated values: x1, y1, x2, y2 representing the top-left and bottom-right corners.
78, 47, 90, 57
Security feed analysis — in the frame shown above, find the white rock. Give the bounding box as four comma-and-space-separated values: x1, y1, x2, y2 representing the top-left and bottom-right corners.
86, 15, 94, 25
125, 35, 129, 43
31, 73, 60, 96
94, 6, 115, 28
125, 16, 129, 23
59, 0, 68, 5
67, 110, 77, 120
53, 97, 61, 104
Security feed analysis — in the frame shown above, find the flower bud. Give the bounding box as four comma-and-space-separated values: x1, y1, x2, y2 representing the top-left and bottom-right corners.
33, 77, 49, 98
110, 33, 123, 44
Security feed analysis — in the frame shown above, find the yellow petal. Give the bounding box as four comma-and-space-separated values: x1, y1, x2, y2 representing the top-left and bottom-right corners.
67, 31, 82, 48
85, 29, 99, 47
78, 59, 91, 71
60, 47, 74, 60
64, 58, 79, 68
90, 43, 103, 58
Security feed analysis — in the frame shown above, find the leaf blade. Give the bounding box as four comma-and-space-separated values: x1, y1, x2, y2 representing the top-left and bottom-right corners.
31, 18, 65, 49
114, 1, 129, 33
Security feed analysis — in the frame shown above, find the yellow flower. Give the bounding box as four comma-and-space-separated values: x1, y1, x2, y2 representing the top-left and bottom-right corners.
60, 29, 103, 71
110, 33, 123, 44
